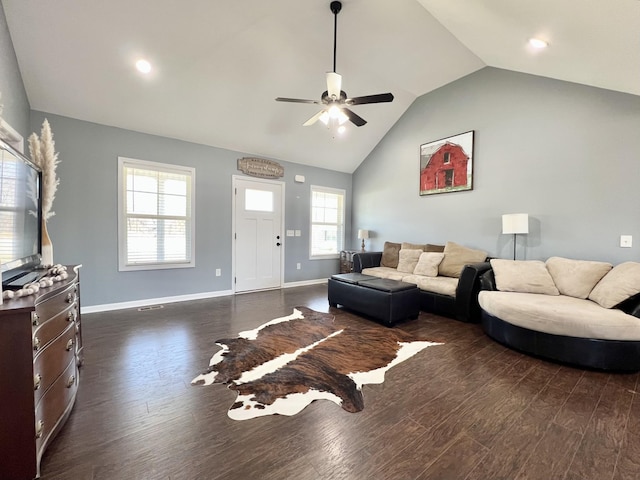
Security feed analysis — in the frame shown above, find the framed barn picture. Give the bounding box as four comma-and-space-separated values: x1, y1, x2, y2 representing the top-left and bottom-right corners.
419, 130, 474, 196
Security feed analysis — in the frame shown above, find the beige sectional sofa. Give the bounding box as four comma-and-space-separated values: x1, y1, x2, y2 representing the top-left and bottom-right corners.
353, 241, 490, 322
479, 257, 640, 370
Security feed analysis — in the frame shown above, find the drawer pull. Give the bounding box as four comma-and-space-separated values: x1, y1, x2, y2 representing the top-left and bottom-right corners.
66, 375, 75, 388
66, 292, 76, 304
34, 374, 42, 390
31, 312, 39, 326
35, 420, 44, 439
66, 338, 74, 351
33, 336, 40, 351
67, 310, 76, 322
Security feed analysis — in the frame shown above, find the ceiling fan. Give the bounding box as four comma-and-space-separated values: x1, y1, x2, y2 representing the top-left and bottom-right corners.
275, 1, 394, 129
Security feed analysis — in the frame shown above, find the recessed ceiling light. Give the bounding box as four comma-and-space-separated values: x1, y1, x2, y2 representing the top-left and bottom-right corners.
337, 125, 346, 135
528, 38, 548, 49
136, 59, 152, 74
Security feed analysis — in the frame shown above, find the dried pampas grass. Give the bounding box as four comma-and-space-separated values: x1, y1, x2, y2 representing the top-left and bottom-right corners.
28, 119, 60, 221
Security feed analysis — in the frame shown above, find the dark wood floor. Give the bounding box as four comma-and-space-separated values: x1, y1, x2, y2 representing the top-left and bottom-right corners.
40, 284, 640, 480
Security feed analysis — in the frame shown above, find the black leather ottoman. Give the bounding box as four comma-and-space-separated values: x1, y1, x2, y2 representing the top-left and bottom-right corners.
328, 274, 420, 326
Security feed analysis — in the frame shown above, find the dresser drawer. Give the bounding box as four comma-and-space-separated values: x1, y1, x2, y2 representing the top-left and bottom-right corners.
34, 358, 78, 456
32, 304, 77, 352
33, 322, 77, 405
33, 282, 79, 328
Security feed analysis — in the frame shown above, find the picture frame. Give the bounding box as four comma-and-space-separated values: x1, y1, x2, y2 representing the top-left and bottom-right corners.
419, 130, 474, 196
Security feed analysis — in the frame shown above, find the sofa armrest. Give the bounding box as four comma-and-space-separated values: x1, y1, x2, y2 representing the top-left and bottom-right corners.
352, 252, 383, 273
615, 292, 640, 319
479, 269, 497, 291
455, 262, 492, 323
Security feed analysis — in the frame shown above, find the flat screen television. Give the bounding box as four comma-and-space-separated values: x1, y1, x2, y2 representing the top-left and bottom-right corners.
0, 138, 42, 289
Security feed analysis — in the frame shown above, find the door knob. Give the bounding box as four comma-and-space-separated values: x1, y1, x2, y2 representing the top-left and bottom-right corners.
276, 242, 281, 246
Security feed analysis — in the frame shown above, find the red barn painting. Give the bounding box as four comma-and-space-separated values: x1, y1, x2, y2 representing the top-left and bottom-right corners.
420, 131, 474, 195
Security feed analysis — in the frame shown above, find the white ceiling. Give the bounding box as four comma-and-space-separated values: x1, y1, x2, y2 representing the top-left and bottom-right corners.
3, 0, 639, 173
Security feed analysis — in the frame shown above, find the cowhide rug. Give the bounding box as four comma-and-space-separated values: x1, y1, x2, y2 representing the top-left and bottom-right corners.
191, 307, 442, 420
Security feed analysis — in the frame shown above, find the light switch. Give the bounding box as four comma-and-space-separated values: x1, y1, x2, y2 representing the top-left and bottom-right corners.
295, 230, 301, 237
620, 235, 633, 248
286, 230, 295, 237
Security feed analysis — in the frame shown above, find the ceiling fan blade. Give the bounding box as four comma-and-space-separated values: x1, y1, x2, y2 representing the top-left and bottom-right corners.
346, 93, 394, 105
326, 72, 342, 99
275, 97, 320, 104
342, 108, 367, 127
303, 110, 326, 127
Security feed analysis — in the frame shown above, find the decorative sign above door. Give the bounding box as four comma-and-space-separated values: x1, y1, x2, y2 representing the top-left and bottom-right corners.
237, 157, 284, 179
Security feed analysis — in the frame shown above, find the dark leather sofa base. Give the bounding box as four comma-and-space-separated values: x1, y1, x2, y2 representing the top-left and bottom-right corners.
482, 311, 640, 372
328, 275, 420, 327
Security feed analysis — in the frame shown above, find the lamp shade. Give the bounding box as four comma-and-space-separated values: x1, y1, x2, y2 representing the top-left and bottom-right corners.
502, 214, 529, 235
357, 229, 369, 240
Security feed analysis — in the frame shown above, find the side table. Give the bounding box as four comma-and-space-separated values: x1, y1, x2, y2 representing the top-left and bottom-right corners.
339, 250, 360, 273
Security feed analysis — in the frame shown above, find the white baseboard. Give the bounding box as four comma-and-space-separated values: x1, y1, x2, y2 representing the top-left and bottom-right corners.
283, 278, 328, 288
81, 279, 329, 314
82, 289, 234, 314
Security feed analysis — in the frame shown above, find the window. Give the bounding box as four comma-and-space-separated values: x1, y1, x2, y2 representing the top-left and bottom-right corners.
310, 185, 345, 259
118, 157, 195, 271
443, 152, 451, 164
245, 188, 273, 212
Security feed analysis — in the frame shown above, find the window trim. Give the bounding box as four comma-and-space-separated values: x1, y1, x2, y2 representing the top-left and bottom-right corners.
117, 156, 196, 272
309, 185, 346, 260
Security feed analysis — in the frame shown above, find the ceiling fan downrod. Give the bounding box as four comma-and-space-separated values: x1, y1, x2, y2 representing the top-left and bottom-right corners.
330, 1, 342, 73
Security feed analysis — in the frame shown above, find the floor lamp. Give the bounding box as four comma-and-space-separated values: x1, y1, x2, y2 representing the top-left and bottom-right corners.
502, 214, 529, 260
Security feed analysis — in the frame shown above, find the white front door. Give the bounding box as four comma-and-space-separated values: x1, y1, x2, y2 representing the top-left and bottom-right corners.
233, 177, 284, 293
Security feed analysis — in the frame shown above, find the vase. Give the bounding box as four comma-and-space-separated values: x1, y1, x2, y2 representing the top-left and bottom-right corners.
41, 219, 53, 266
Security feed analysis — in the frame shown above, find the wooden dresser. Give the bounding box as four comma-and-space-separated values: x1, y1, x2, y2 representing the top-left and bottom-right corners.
0, 265, 82, 479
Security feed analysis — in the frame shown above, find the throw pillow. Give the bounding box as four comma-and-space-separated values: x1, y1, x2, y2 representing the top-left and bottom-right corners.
397, 249, 423, 273
413, 252, 445, 277
401, 242, 426, 251
438, 241, 487, 278
490, 259, 560, 295
425, 244, 445, 253
546, 256, 612, 299
380, 242, 401, 268
588, 262, 640, 309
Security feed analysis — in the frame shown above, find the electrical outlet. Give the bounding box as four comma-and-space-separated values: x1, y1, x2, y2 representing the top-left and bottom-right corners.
296, 263, 301, 270
620, 235, 633, 248
215, 268, 221, 276
295, 230, 301, 237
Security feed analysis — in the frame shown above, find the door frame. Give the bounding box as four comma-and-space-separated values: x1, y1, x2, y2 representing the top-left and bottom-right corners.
231, 175, 286, 294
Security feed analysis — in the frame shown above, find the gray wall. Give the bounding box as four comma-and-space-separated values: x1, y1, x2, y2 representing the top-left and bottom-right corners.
0, 1, 29, 137
30, 111, 351, 307
353, 67, 640, 264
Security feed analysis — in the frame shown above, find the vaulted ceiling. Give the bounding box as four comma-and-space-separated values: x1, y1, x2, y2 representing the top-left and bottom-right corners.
3, 0, 639, 173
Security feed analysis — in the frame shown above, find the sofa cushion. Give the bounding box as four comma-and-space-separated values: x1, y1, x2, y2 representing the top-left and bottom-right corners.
426, 244, 445, 253
361, 267, 406, 281
588, 262, 640, 309
439, 242, 487, 278
401, 242, 426, 251
402, 275, 458, 297
413, 252, 445, 277
479, 291, 640, 341
397, 249, 423, 273
380, 242, 401, 268
490, 259, 560, 296
546, 256, 612, 299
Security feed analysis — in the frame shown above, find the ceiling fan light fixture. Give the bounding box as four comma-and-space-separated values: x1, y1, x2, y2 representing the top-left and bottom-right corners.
319, 111, 330, 125
275, 1, 393, 129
